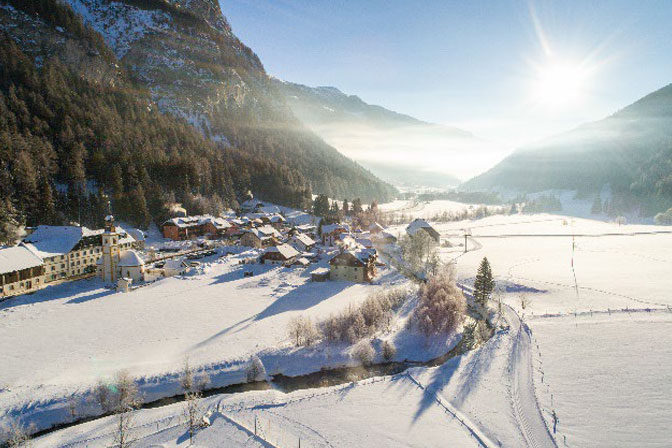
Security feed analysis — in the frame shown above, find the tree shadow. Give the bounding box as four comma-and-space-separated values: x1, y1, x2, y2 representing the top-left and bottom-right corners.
187, 281, 351, 352
411, 357, 461, 424
66, 288, 115, 304
253, 281, 350, 322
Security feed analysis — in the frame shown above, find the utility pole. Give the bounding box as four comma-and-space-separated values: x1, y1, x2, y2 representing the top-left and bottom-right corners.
463, 228, 472, 253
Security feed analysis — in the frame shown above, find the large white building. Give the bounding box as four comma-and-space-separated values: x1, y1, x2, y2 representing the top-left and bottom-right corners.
0, 246, 45, 298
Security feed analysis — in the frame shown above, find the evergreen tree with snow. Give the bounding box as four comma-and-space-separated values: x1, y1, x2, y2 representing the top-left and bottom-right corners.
474, 257, 494, 309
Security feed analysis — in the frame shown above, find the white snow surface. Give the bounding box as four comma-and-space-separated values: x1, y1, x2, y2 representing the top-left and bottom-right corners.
0, 249, 405, 433
6, 204, 672, 447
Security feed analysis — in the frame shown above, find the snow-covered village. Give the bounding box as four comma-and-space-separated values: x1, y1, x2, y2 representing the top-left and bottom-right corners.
2, 1, 672, 447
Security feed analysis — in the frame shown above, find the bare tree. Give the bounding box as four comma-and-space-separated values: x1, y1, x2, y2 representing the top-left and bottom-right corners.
287, 316, 318, 347
183, 391, 203, 446
180, 359, 209, 445
520, 293, 533, 310
382, 340, 397, 361
95, 370, 141, 448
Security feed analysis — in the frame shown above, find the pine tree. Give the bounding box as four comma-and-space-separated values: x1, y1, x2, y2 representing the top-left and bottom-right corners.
473, 257, 494, 309
352, 198, 363, 215
0, 196, 23, 245
342, 199, 350, 216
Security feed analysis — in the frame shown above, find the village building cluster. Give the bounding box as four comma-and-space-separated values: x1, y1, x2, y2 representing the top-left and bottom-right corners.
0, 197, 441, 300
0, 219, 143, 299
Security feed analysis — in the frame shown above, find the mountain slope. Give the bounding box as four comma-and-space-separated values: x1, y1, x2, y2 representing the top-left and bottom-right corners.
274, 80, 501, 188
60, 0, 395, 202
463, 84, 672, 213
0, 0, 393, 235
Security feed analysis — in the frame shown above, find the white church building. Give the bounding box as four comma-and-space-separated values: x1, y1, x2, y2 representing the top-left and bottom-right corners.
97, 215, 145, 284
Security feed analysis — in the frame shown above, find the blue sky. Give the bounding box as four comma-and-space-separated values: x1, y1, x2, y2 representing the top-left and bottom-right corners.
220, 0, 672, 151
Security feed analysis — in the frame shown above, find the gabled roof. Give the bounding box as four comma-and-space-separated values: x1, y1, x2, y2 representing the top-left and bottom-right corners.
369, 222, 385, 232
23, 226, 96, 258
162, 215, 231, 230
322, 223, 349, 235
406, 218, 440, 238
329, 248, 377, 266
257, 225, 282, 238
0, 246, 43, 275
292, 232, 315, 247
263, 243, 299, 260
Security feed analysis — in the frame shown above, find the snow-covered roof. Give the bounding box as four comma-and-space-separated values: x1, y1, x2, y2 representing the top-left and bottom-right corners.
23, 226, 96, 258
406, 219, 439, 238
257, 225, 282, 238
118, 250, 145, 267
292, 257, 310, 266
329, 248, 377, 266
264, 243, 299, 260
356, 238, 373, 248
125, 228, 146, 242
292, 232, 315, 247
117, 227, 137, 246
0, 246, 43, 275
369, 222, 385, 232
285, 211, 314, 226
295, 223, 317, 232
322, 223, 349, 235
373, 231, 397, 242
162, 215, 230, 230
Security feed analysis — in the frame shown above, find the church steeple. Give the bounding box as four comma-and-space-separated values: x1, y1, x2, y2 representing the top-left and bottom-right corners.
101, 204, 120, 284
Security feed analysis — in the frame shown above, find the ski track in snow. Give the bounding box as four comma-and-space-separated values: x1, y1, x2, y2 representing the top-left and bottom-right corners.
505, 305, 558, 448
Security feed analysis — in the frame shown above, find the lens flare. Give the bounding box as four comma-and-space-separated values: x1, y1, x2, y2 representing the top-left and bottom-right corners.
533, 60, 590, 107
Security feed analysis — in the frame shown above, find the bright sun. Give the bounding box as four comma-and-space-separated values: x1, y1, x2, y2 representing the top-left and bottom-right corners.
533, 61, 589, 107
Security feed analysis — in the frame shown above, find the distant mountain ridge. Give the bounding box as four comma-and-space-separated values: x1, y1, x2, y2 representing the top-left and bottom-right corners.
463, 83, 672, 215
274, 79, 499, 189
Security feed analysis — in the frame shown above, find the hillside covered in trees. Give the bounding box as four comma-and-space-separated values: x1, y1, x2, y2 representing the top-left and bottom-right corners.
0, 0, 395, 234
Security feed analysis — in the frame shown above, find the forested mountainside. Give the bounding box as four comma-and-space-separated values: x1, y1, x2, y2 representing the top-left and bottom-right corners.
0, 0, 394, 232
463, 84, 672, 215
273, 79, 493, 188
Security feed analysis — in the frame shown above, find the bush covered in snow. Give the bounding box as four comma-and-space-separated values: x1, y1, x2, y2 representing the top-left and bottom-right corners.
319, 286, 410, 345
246, 355, 266, 382
352, 340, 375, 366
413, 265, 466, 336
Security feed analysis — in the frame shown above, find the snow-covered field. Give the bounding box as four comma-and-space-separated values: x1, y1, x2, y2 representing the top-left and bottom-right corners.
440, 213, 672, 447
0, 249, 405, 433
380, 199, 488, 220
6, 206, 672, 447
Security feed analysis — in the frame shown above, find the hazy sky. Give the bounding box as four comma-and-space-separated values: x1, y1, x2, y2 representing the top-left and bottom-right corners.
220, 0, 672, 153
